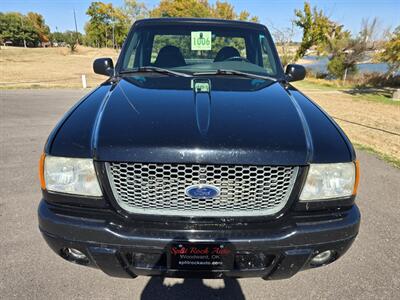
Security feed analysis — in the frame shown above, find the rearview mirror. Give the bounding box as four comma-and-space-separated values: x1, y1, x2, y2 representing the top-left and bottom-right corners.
93, 58, 114, 76
285, 64, 306, 82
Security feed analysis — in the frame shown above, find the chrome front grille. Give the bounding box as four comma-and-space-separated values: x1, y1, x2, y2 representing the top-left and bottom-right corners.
106, 163, 298, 217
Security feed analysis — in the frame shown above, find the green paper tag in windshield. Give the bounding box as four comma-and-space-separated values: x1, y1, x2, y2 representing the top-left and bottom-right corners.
191, 31, 212, 50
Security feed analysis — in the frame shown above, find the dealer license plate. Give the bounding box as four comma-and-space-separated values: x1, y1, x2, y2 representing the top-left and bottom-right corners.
169, 242, 234, 270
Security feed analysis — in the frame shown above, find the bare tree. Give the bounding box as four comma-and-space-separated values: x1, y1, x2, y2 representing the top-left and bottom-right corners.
270, 22, 297, 67
360, 18, 379, 48
343, 18, 379, 81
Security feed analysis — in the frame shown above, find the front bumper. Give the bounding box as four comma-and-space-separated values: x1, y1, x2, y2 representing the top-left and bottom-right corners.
38, 200, 360, 279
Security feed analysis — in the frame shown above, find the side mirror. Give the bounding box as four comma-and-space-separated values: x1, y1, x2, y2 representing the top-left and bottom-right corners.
285, 64, 306, 82
93, 58, 114, 76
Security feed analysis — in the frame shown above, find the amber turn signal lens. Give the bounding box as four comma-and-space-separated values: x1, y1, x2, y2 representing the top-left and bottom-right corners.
352, 160, 360, 195
39, 153, 46, 190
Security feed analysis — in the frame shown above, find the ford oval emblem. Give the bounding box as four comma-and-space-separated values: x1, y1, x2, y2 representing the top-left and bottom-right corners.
185, 184, 221, 199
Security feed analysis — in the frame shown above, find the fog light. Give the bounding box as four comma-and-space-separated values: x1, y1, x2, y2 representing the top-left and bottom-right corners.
310, 250, 334, 266
66, 248, 87, 260
61, 247, 89, 264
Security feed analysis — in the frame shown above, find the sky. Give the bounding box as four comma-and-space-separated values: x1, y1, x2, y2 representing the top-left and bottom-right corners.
1, 0, 399, 41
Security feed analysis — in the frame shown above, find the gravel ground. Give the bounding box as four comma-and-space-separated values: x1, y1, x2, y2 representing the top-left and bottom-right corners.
0, 89, 399, 300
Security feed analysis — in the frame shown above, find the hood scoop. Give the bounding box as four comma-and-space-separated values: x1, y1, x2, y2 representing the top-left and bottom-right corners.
193, 79, 212, 136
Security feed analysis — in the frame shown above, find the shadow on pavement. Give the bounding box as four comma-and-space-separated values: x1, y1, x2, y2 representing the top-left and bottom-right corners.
140, 277, 245, 300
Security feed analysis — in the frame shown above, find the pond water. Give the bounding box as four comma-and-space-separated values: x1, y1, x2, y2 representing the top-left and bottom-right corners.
302, 56, 399, 76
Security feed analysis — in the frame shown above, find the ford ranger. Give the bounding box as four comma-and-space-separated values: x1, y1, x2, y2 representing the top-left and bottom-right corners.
38, 18, 360, 279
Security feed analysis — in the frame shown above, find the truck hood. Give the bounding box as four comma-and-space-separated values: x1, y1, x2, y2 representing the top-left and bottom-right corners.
96, 76, 310, 165
49, 76, 353, 165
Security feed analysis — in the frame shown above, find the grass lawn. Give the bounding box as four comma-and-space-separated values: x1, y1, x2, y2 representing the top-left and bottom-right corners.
294, 78, 400, 106
354, 143, 400, 169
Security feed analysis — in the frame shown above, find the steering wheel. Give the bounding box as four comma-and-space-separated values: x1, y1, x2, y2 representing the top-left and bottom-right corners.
224, 56, 250, 63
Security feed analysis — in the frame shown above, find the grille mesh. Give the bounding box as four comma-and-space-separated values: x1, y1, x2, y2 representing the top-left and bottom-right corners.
106, 163, 298, 217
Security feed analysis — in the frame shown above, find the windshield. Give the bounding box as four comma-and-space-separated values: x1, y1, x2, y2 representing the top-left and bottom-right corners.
121, 24, 281, 77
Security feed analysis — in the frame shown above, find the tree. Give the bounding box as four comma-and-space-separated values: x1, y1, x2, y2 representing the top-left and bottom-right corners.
50, 31, 65, 43
320, 23, 350, 58
112, 7, 131, 47
63, 30, 80, 52
150, 0, 212, 18
85, 2, 114, 47
0, 12, 40, 47
326, 18, 378, 80
327, 54, 356, 79
210, 1, 258, 22
294, 2, 379, 81
293, 2, 335, 60
27, 12, 50, 44
271, 23, 297, 67
377, 26, 400, 79
212, 1, 235, 19
238, 10, 250, 21
50, 31, 83, 50
123, 0, 148, 22
238, 10, 259, 23
85, 1, 130, 48
150, 0, 258, 21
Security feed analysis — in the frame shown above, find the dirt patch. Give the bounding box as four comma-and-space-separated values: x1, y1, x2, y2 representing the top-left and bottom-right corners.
0, 46, 119, 88
298, 88, 400, 162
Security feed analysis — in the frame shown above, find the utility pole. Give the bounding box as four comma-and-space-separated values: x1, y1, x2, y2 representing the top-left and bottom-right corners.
73, 9, 79, 44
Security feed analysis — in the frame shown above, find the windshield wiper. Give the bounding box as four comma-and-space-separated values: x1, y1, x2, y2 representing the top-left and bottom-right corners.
119, 66, 192, 78
193, 69, 277, 82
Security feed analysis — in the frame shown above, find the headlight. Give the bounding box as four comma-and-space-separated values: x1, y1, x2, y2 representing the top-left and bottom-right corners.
40, 155, 102, 197
299, 162, 359, 201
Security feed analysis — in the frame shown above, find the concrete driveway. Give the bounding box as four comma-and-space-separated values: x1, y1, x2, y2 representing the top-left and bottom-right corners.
0, 89, 399, 299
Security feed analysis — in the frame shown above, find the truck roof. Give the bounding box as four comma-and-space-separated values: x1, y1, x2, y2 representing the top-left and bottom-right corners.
134, 17, 267, 31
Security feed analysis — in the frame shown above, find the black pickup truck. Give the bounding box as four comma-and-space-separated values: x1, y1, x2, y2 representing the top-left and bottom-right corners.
38, 18, 360, 279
